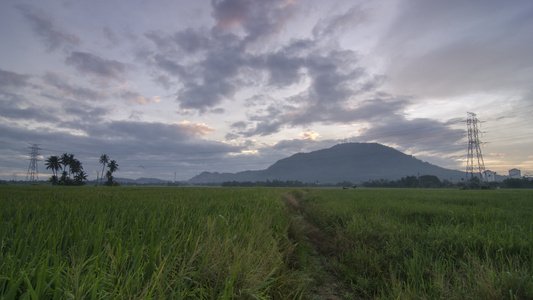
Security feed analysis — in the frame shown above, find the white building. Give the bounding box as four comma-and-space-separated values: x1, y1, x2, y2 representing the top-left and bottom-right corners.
509, 168, 521, 179
484, 170, 496, 182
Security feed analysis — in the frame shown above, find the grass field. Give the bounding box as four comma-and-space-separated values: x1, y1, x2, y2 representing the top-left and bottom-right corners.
1, 186, 532, 299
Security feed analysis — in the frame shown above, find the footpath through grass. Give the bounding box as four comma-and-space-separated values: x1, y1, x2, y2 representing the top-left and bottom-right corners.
289, 188, 533, 299
1, 186, 532, 299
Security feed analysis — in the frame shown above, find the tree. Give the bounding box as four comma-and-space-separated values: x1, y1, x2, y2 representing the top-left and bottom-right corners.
99, 154, 109, 186
108, 160, 118, 174
74, 170, 88, 185
60, 153, 74, 179
45, 155, 62, 185
105, 159, 119, 186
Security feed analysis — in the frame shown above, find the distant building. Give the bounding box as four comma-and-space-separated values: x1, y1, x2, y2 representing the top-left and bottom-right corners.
484, 170, 496, 182
509, 168, 521, 179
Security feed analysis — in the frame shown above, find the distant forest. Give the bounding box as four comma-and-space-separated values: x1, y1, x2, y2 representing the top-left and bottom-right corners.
218, 176, 533, 189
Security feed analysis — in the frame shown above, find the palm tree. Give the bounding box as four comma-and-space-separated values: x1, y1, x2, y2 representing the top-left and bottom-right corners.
45, 155, 62, 176
108, 160, 118, 174
74, 170, 88, 185
105, 160, 119, 186
99, 154, 109, 186
45, 155, 62, 185
60, 153, 74, 178
70, 159, 82, 177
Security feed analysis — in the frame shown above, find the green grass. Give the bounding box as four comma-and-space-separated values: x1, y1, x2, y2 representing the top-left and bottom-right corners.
1, 186, 532, 299
295, 188, 533, 299
0, 186, 303, 299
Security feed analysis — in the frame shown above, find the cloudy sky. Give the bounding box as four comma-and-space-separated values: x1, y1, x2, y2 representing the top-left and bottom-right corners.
1, 0, 532, 181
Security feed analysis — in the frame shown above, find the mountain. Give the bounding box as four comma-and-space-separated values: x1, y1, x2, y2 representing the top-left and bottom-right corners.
188, 143, 467, 184
114, 177, 169, 185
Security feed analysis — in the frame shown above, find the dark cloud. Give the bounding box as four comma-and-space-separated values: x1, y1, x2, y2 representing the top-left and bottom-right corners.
102, 26, 120, 47
357, 116, 465, 156
0, 95, 58, 123
262, 52, 304, 87
211, 0, 297, 42
43, 72, 108, 101
66, 51, 127, 79
145, 1, 301, 112
0, 120, 242, 180
153, 54, 188, 79
0, 69, 31, 88
16, 4, 82, 51
174, 28, 210, 53
62, 104, 109, 125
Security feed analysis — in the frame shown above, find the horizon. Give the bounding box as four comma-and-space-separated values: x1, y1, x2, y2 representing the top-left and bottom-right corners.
1, 1, 532, 181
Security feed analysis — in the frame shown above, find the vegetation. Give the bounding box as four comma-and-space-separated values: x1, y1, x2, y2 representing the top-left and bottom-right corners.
1, 186, 532, 299
0, 186, 301, 299
501, 177, 533, 188
45, 153, 88, 186
221, 179, 311, 187
104, 159, 119, 186
290, 188, 533, 299
44, 153, 119, 186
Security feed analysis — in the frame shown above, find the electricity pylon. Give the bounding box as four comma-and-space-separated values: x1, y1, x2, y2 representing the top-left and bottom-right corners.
465, 112, 486, 185
26, 143, 41, 182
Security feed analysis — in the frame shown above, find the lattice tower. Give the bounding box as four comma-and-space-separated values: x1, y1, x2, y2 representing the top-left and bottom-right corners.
26, 144, 41, 182
466, 112, 486, 182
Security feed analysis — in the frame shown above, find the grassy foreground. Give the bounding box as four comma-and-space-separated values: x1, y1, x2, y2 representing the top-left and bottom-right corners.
1, 186, 532, 299
291, 188, 533, 299
0, 186, 302, 299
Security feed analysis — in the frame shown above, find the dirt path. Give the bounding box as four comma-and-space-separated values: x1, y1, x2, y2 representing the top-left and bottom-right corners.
283, 191, 351, 300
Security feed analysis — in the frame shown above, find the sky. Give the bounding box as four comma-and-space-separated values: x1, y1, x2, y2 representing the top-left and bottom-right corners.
1, 0, 532, 182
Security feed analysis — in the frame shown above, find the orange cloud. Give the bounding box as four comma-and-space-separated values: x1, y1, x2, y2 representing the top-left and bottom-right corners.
176, 120, 214, 135
300, 131, 320, 140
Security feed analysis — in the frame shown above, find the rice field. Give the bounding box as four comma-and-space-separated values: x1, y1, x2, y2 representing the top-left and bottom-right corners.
291, 188, 533, 299
0, 186, 301, 299
1, 186, 532, 299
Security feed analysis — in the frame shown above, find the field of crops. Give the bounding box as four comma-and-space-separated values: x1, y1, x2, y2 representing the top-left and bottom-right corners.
1, 186, 532, 299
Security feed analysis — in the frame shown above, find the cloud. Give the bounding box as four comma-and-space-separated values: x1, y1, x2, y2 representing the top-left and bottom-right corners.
212, 0, 297, 42
0, 96, 58, 123
66, 51, 127, 79
43, 72, 108, 101
120, 91, 160, 104
16, 4, 82, 51
378, 0, 533, 98
174, 28, 211, 53
300, 131, 320, 140
0, 120, 240, 180
176, 120, 215, 135
312, 6, 367, 39
356, 116, 465, 155
102, 26, 120, 47
0, 69, 31, 88
85, 120, 216, 143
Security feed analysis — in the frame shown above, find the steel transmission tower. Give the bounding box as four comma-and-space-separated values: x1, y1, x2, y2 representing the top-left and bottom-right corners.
465, 112, 486, 183
26, 143, 41, 182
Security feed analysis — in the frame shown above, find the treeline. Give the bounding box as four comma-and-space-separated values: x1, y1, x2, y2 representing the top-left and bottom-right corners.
501, 177, 533, 188
45, 153, 118, 186
362, 175, 451, 188
222, 179, 313, 187
362, 175, 533, 189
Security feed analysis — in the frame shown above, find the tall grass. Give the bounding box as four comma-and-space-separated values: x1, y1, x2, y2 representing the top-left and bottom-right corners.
0, 186, 303, 299
3, 186, 532, 299
296, 188, 533, 299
